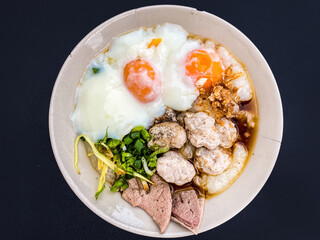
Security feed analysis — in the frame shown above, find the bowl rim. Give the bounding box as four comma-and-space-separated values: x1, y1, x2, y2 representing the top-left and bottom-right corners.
49, 4, 283, 238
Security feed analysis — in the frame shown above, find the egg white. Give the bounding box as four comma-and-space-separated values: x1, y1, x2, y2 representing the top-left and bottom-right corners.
73, 23, 201, 141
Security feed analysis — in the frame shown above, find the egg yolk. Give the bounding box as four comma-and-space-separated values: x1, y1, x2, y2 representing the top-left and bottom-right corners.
148, 38, 162, 48
124, 59, 161, 103
185, 49, 225, 89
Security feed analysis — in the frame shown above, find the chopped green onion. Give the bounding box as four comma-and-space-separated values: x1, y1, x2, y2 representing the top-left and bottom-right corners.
107, 139, 121, 148
110, 178, 125, 192
134, 139, 144, 153
123, 135, 133, 145
121, 181, 129, 190
122, 152, 132, 158
149, 144, 160, 151
113, 154, 120, 163
77, 125, 163, 198
120, 142, 126, 151
126, 157, 135, 165
130, 131, 140, 139
121, 163, 133, 174
141, 157, 156, 176
130, 125, 145, 132
148, 156, 157, 168
92, 67, 100, 74
141, 129, 151, 141
149, 146, 169, 159
134, 159, 142, 169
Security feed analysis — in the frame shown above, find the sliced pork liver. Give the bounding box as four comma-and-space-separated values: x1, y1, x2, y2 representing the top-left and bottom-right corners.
171, 189, 205, 234
122, 174, 172, 233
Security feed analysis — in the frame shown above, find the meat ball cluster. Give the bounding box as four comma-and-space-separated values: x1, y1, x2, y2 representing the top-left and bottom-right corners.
150, 110, 240, 187
184, 112, 238, 150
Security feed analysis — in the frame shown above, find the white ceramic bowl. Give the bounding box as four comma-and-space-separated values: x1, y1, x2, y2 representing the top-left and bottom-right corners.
49, 5, 283, 238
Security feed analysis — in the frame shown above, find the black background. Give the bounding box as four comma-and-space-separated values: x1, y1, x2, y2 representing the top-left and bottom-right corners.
2, 0, 320, 239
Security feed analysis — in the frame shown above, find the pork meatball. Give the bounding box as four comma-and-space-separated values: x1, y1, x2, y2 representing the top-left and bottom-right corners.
178, 141, 195, 160
154, 108, 177, 124
194, 147, 231, 175
194, 143, 248, 194
148, 122, 187, 149
184, 112, 220, 150
157, 151, 196, 186
215, 118, 238, 148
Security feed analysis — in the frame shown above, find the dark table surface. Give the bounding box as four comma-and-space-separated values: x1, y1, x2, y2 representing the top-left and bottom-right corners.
2, 0, 320, 239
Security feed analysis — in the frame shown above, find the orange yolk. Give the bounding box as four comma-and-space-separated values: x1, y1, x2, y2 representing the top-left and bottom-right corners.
124, 59, 161, 103
185, 49, 225, 89
148, 38, 162, 48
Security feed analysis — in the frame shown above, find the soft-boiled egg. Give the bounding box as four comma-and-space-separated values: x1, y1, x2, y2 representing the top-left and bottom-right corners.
185, 48, 225, 89
72, 23, 225, 141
